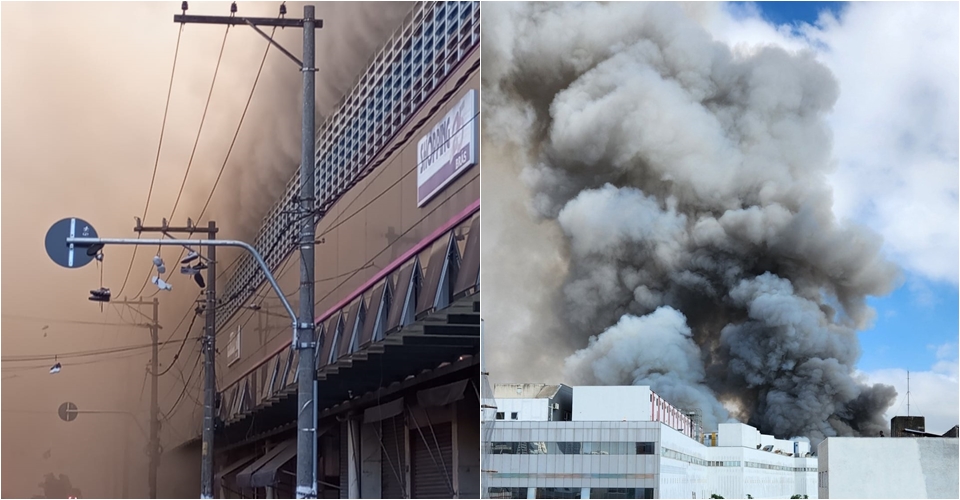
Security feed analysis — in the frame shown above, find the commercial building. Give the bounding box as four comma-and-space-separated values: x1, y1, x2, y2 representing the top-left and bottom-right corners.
161, 2, 480, 498
484, 384, 818, 499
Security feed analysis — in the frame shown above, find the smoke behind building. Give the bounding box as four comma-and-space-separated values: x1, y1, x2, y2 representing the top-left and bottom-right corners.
482, 2, 900, 442
1, 2, 411, 497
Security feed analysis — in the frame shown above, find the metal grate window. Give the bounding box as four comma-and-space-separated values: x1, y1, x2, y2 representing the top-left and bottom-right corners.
217, 1, 480, 331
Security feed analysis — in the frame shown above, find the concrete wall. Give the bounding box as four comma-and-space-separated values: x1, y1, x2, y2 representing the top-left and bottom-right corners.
819, 437, 960, 499
496, 398, 551, 421
573, 386, 653, 421
719, 422, 761, 449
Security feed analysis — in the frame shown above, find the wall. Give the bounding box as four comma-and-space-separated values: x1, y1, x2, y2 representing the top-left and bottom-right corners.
659, 424, 709, 499
573, 386, 653, 422
215, 50, 480, 394
819, 437, 960, 499
496, 398, 551, 421
719, 423, 761, 449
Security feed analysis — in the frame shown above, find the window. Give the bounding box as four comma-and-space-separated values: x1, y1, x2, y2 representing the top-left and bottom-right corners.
636, 442, 655, 455
489, 488, 527, 499
495, 412, 504, 420
536, 488, 581, 499
557, 442, 581, 455
591, 489, 655, 500
528, 442, 548, 454
491, 442, 519, 454
490, 441, 653, 455
511, 412, 519, 420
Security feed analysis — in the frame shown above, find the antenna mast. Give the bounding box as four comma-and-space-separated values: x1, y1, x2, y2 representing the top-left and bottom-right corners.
907, 371, 910, 416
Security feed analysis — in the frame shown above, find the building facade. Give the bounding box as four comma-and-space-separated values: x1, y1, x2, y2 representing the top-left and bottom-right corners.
817, 437, 959, 499
485, 385, 818, 500
163, 2, 481, 498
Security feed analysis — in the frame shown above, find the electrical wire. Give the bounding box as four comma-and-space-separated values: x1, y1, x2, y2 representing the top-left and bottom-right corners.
1, 315, 150, 328
2, 338, 202, 363
162, 350, 203, 420
130, 27, 234, 301
154, 311, 199, 377
170, 25, 231, 221
116, 24, 185, 298
1, 348, 159, 374
195, 25, 278, 223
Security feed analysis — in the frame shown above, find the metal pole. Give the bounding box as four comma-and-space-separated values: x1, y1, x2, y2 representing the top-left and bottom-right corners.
149, 298, 160, 499
122, 418, 130, 499
65, 237, 297, 325
296, 6, 318, 498
201, 221, 218, 498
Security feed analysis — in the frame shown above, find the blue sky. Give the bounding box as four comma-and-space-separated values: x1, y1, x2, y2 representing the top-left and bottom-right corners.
721, 1, 959, 429
734, 1, 844, 26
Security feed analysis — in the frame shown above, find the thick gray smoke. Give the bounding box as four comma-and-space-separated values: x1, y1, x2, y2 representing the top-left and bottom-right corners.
483, 2, 900, 441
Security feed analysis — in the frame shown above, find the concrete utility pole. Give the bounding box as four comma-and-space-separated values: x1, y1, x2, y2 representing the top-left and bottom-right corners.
172, 5, 321, 498
133, 218, 217, 498
113, 297, 163, 499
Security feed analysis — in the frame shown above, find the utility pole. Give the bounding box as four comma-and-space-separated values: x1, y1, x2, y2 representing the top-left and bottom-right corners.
113, 297, 162, 498
172, 5, 321, 498
204, 220, 218, 499
132, 218, 218, 498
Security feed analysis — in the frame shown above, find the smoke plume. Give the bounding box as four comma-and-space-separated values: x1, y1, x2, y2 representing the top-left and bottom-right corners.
482, 2, 900, 441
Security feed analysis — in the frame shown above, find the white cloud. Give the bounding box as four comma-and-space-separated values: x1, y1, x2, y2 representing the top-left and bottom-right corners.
702, 2, 959, 285
858, 342, 959, 434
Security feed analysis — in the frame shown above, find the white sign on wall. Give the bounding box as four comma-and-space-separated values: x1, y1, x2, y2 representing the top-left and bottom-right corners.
227, 325, 241, 366
417, 89, 478, 207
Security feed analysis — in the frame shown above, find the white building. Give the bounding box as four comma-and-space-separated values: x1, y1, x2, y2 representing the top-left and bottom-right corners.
485, 384, 818, 499
494, 384, 573, 422
818, 437, 959, 499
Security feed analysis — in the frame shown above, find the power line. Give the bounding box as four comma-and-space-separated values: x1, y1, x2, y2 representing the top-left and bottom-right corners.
2, 337, 201, 363
155, 311, 199, 377
196, 25, 278, 223
116, 24, 185, 298
169, 25, 232, 221
1, 349, 155, 374
162, 350, 203, 420
156, 22, 277, 296
1, 315, 149, 329
131, 25, 233, 300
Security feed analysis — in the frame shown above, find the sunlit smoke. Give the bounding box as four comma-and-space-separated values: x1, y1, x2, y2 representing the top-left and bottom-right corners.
482, 2, 899, 442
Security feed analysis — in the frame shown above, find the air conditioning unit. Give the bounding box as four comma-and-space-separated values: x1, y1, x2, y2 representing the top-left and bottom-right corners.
552, 403, 560, 410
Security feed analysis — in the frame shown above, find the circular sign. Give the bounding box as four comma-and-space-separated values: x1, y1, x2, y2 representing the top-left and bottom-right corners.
58, 402, 79, 422
45, 218, 99, 269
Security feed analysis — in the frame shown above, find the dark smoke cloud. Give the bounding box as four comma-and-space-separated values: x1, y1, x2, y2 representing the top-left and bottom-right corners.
483, 2, 900, 441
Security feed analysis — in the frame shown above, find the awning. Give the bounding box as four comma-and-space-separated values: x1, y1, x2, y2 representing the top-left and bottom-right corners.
250, 441, 299, 488
215, 453, 258, 493
236, 440, 295, 489
363, 397, 404, 423
417, 379, 468, 408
